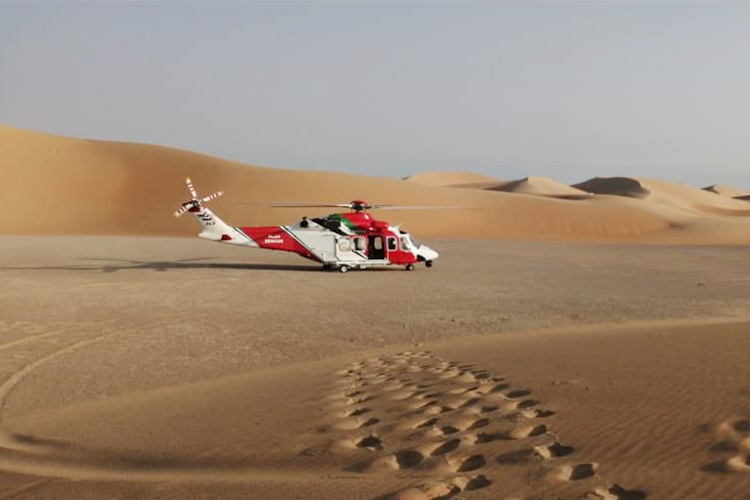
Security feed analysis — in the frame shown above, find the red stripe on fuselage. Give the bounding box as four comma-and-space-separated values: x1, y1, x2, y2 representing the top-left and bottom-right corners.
238, 226, 317, 260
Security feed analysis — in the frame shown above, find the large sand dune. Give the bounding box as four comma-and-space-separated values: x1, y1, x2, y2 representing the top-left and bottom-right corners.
487, 176, 590, 198
2, 125, 750, 244
638, 177, 750, 215
574, 176, 750, 215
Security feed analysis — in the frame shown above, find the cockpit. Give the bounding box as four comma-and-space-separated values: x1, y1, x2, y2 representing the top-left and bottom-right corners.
398, 231, 421, 251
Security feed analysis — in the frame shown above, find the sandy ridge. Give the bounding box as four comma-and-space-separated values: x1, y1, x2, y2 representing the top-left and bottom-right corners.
3, 124, 750, 244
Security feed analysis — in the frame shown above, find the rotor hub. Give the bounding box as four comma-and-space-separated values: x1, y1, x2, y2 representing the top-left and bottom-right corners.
349, 200, 370, 212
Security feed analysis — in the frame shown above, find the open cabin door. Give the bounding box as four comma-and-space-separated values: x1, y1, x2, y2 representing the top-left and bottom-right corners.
367, 235, 385, 260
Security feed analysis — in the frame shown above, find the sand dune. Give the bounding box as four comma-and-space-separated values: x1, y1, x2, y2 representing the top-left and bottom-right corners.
574, 176, 750, 217
488, 176, 590, 198
637, 178, 750, 215
703, 183, 749, 198
573, 177, 651, 198
403, 171, 502, 188
2, 125, 750, 244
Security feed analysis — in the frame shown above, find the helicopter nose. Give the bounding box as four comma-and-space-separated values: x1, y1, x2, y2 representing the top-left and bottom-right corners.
421, 246, 439, 261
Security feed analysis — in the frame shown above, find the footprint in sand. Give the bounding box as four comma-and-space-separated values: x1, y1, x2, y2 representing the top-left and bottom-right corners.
534, 442, 575, 459
390, 475, 492, 500
356, 435, 384, 450
430, 438, 461, 456
346, 407, 371, 417
390, 450, 424, 469
586, 484, 648, 500
552, 462, 598, 481
505, 389, 532, 399
725, 454, 750, 472
704, 416, 750, 473
454, 454, 486, 472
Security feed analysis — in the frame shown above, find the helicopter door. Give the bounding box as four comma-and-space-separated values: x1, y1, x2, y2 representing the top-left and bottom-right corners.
368, 235, 385, 260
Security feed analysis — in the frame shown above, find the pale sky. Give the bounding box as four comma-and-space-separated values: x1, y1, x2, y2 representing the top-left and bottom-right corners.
1, 1, 749, 187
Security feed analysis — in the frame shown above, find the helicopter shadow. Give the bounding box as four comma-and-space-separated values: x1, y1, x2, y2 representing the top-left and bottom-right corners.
0, 257, 323, 273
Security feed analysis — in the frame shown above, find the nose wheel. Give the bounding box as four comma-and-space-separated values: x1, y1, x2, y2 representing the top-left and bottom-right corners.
425, 261, 433, 268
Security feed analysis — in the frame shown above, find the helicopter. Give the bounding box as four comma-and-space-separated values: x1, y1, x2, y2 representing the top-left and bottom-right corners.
174, 178, 440, 272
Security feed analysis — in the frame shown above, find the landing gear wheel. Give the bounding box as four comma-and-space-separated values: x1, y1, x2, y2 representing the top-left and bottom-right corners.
405, 264, 415, 271
425, 261, 433, 268
339, 265, 349, 273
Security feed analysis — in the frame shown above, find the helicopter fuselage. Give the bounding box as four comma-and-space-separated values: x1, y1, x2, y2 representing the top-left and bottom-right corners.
237, 211, 437, 268
176, 180, 439, 272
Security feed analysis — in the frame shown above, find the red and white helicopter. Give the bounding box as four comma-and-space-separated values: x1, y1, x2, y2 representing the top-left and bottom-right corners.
174, 178, 440, 272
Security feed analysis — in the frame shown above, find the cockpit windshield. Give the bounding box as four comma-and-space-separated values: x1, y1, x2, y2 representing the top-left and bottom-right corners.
401, 234, 421, 249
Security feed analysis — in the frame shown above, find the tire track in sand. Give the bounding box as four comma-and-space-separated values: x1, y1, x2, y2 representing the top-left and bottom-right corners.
0, 322, 314, 483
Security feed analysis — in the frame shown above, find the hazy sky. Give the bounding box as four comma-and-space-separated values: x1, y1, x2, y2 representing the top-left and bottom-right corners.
1, 1, 749, 187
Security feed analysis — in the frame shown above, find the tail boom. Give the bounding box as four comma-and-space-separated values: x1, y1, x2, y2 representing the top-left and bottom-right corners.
189, 205, 257, 247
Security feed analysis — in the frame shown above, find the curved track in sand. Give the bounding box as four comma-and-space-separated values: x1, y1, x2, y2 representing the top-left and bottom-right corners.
0, 324, 316, 483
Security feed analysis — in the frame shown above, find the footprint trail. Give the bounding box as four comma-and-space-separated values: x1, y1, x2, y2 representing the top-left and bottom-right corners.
321, 351, 646, 500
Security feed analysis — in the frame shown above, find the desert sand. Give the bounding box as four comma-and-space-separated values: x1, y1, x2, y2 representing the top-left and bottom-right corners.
0, 237, 749, 500
2, 126, 750, 500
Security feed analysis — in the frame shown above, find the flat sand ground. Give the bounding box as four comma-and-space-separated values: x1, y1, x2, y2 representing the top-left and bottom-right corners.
1, 236, 749, 500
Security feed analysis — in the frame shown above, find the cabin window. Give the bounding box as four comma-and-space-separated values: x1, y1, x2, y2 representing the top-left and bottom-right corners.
354, 237, 366, 251
387, 237, 397, 251
373, 237, 383, 250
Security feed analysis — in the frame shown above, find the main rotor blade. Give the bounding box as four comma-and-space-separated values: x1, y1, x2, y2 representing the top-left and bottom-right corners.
369, 206, 474, 210
273, 204, 353, 208
236, 202, 473, 210
174, 206, 190, 217
237, 202, 352, 208
185, 178, 198, 199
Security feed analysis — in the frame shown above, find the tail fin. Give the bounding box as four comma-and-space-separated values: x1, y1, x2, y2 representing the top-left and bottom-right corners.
174, 178, 258, 247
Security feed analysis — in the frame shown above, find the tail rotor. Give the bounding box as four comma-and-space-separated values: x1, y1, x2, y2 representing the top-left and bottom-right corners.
174, 177, 224, 217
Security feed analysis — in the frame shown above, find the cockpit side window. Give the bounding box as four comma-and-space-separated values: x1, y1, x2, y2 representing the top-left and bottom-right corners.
387, 237, 397, 251
400, 236, 411, 250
